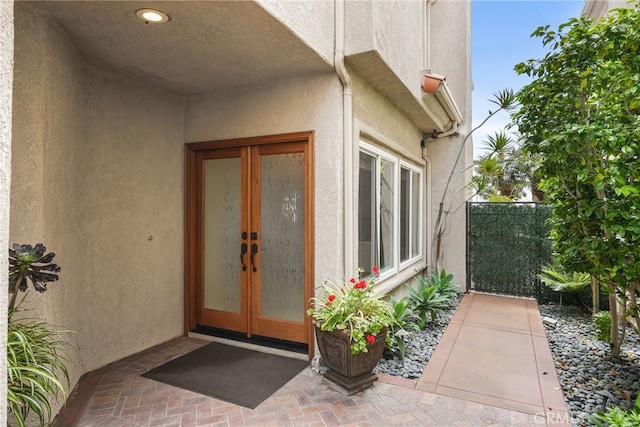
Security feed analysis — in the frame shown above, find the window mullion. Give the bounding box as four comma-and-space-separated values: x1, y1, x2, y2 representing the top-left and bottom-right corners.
375, 157, 381, 269
393, 160, 399, 272
411, 171, 416, 257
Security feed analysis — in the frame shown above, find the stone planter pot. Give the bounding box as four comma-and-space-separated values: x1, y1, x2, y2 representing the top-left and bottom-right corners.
314, 326, 387, 394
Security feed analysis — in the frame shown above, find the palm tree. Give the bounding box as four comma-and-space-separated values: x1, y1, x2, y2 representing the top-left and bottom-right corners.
474, 131, 542, 201
474, 131, 526, 200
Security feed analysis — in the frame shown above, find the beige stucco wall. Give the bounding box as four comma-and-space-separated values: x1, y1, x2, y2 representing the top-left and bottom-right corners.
0, 1, 13, 424
184, 75, 344, 283
12, 6, 186, 414
68, 68, 185, 364
351, 72, 427, 295
346, 0, 425, 101
424, 0, 472, 286
257, 0, 334, 64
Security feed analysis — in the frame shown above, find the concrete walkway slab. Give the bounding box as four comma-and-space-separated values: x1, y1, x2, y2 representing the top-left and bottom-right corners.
417, 292, 570, 424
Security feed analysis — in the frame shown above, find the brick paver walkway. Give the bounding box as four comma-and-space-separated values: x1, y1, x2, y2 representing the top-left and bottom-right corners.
53, 293, 569, 426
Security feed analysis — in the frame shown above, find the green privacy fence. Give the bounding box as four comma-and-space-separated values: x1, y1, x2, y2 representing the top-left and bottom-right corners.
466, 202, 556, 302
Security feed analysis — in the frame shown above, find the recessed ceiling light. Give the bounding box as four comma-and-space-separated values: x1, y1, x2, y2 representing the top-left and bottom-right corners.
136, 8, 170, 24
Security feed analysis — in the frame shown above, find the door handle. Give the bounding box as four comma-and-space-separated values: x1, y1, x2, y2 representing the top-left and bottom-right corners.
250, 243, 258, 272
240, 242, 248, 271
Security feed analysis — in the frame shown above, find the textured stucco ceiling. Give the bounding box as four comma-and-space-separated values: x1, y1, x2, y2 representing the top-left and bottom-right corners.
24, 1, 333, 95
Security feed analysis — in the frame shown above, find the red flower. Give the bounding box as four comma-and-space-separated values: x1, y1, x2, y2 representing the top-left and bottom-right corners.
372, 266, 380, 276
366, 334, 376, 344
354, 280, 367, 290
350, 277, 356, 283
325, 294, 336, 306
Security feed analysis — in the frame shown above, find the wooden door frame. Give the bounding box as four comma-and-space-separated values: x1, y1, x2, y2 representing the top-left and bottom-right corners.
184, 131, 315, 352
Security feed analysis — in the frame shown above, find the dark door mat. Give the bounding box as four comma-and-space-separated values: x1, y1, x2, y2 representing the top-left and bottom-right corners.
142, 342, 309, 409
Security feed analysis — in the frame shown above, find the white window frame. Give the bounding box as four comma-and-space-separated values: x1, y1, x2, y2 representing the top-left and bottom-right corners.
359, 142, 399, 279
358, 141, 423, 279
399, 161, 423, 268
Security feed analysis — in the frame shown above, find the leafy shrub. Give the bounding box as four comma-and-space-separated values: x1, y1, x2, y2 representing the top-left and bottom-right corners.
487, 195, 512, 202
593, 311, 612, 342
538, 266, 590, 293
538, 265, 590, 306
590, 393, 640, 427
6, 243, 71, 427
7, 307, 71, 427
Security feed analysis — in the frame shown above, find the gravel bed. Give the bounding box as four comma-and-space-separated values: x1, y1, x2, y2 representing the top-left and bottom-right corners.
374, 296, 460, 379
375, 297, 640, 426
540, 303, 640, 426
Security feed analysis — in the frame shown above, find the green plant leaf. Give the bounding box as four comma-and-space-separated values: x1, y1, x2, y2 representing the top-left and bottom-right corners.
7, 306, 72, 426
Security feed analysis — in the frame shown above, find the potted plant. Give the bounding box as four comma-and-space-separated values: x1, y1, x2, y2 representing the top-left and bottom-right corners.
307, 266, 395, 393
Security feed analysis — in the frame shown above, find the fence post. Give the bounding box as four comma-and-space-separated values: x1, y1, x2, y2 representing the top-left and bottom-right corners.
465, 201, 471, 293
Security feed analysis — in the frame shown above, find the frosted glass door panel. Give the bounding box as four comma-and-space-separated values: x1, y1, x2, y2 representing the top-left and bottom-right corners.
260, 153, 304, 322
204, 158, 241, 313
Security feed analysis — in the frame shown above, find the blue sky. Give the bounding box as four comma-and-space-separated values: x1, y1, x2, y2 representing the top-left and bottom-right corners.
472, 0, 585, 158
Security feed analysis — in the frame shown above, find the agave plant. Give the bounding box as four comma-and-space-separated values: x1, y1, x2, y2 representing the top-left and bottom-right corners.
406, 274, 452, 329
429, 269, 459, 304
8, 243, 60, 310
387, 297, 420, 360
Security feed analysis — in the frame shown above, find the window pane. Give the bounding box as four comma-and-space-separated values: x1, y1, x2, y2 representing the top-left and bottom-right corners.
358, 152, 375, 274
400, 168, 410, 262
411, 170, 420, 258
379, 158, 394, 271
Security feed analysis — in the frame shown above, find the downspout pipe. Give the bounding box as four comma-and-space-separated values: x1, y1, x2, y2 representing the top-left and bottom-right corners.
434, 121, 458, 140
335, 0, 354, 277
423, 0, 434, 271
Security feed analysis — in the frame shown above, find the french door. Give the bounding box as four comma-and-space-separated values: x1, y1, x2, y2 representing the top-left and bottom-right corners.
185, 132, 314, 346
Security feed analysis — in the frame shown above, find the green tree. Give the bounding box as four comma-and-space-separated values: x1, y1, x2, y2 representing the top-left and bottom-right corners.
512, 3, 640, 357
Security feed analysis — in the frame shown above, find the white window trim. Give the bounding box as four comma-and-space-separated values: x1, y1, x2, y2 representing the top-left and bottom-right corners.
399, 161, 423, 269
359, 141, 424, 281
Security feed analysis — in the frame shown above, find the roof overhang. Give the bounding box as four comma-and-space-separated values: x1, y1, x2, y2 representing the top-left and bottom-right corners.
19, 1, 332, 95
